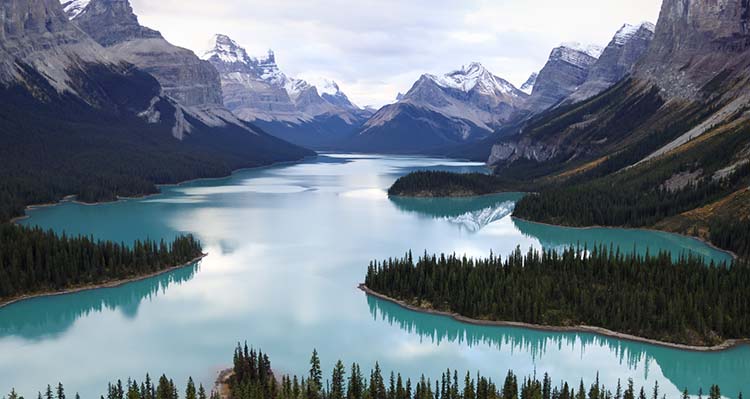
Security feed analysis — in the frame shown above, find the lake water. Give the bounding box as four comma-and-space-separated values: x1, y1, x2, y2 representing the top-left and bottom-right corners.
2, 154, 747, 397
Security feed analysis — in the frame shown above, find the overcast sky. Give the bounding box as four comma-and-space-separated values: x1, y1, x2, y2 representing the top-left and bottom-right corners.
130, 0, 662, 108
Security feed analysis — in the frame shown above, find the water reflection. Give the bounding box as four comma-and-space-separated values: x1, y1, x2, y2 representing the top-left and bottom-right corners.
367, 291, 750, 397
0, 263, 199, 341
390, 194, 524, 232
512, 219, 734, 264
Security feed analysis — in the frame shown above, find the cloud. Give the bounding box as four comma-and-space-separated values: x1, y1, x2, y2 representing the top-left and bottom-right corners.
130, 0, 662, 107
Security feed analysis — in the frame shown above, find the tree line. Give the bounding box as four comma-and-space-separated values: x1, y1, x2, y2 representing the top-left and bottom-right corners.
0, 224, 203, 301
709, 217, 750, 259
5, 346, 734, 399
364, 247, 750, 346
388, 172, 511, 198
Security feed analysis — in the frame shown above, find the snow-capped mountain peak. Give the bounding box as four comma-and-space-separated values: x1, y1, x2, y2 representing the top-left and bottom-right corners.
203, 34, 253, 65
613, 22, 656, 45
429, 62, 517, 96
302, 76, 342, 97
61, 0, 90, 19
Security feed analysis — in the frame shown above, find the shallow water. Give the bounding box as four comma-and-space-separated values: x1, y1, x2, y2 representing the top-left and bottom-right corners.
2, 154, 745, 397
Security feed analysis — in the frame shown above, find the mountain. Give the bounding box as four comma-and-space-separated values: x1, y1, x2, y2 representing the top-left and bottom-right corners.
524, 43, 602, 112
68, 0, 235, 124
0, 0, 312, 222
487, 0, 750, 253
565, 22, 655, 103
345, 62, 528, 153
203, 34, 370, 149
520, 73, 538, 95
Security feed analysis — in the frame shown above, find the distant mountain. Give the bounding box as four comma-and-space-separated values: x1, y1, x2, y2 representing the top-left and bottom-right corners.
203, 34, 371, 149
565, 22, 654, 103
0, 0, 312, 221
524, 43, 602, 112
345, 62, 528, 153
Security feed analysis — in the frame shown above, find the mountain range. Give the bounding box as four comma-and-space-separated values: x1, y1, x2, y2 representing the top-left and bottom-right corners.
346, 22, 655, 155
0, 0, 312, 222
203, 34, 372, 149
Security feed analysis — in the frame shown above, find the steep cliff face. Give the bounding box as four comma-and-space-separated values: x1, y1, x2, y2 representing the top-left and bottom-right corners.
567, 22, 654, 103
0, 0, 126, 100
524, 44, 601, 112
636, 0, 750, 99
70, 0, 224, 108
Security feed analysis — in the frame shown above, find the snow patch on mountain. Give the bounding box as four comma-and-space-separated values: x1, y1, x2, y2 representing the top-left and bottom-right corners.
613, 22, 656, 45
60, 0, 90, 19
520, 72, 538, 95
561, 42, 604, 58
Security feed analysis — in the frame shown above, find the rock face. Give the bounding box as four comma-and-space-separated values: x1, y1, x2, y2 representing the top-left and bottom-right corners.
635, 0, 750, 100
70, 0, 223, 108
203, 34, 369, 148
346, 62, 528, 153
566, 22, 654, 103
525, 43, 601, 112
0, 0, 120, 97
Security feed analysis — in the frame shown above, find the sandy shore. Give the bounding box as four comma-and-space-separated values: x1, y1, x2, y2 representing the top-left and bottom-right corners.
0, 254, 207, 309
359, 284, 750, 352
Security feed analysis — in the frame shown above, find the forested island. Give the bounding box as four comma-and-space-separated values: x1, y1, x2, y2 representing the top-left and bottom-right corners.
4, 345, 731, 399
363, 247, 750, 347
388, 172, 510, 197
0, 224, 204, 306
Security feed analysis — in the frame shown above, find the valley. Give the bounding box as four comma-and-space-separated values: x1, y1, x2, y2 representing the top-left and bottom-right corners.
1, 0, 749, 397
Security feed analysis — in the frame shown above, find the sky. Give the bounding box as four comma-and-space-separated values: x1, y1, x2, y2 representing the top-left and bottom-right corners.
130, 0, 662, 108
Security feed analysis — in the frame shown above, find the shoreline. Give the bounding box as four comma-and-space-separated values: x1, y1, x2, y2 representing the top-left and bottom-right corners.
0, 254, 207, 310
359, 284, 750, 352
510, 216, 739, 261
388, 191, 521, 200
387, 190, 737, 260
10, 155, 318, 225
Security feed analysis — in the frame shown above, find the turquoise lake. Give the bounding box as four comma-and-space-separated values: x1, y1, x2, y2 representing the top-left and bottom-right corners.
1, 154, 747, 397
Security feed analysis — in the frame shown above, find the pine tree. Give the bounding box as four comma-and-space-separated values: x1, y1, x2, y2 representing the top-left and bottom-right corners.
309, 350, 323, 399
185, 378, 196, 399
331, 361, 346, 399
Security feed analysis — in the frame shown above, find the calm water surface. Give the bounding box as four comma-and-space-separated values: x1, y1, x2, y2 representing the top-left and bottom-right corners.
2, 154, 746, 397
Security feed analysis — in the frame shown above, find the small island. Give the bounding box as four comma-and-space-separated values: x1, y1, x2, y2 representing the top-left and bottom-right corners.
0, 224, 205, 308
362, 247, 750, 349
388, 171, 509, 197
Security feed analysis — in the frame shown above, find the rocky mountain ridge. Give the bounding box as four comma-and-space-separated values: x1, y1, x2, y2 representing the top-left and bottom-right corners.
524, 43, 601, 112
203, 34, 370, 148
566, 22, 654, 103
